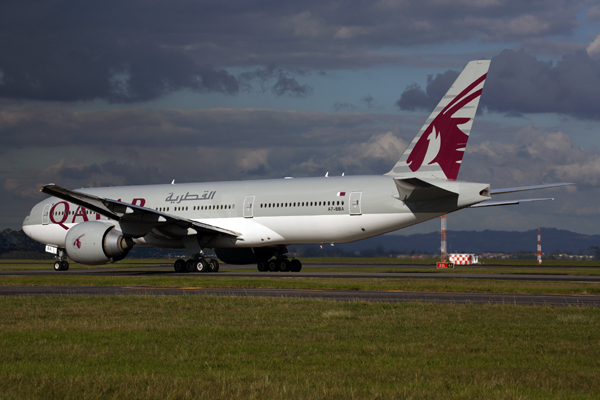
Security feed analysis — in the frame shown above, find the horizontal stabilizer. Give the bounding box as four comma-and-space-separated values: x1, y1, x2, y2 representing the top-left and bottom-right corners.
393, 177, 458, 202
470, 198, 554, 208
491, 183, 574, 195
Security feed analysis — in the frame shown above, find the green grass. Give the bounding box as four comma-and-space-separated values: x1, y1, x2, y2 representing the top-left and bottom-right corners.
1, 296, 599, 399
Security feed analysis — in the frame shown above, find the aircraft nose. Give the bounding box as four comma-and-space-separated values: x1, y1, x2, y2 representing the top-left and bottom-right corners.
22, 204, 40, 240
22, 212, 35, 239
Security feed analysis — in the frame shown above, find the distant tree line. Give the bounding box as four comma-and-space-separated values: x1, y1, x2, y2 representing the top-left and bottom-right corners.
0, 229, 52, 260
1, 228, 598, 260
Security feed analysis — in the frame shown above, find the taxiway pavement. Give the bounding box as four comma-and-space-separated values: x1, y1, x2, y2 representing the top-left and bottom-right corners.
2, 263, 599, 306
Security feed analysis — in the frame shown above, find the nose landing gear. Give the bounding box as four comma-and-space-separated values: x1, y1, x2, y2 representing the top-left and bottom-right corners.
53, 249, 69, 271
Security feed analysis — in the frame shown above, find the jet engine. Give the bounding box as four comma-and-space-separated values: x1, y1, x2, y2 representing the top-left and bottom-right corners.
65, 221, 134, 265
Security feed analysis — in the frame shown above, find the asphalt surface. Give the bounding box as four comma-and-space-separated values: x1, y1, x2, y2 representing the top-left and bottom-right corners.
2, 263, 600, 306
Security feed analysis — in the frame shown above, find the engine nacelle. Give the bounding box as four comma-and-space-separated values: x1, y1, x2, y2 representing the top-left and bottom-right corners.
65, 221, 134, 265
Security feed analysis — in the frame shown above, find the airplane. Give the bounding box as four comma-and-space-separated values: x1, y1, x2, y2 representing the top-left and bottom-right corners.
22, 60, 572, 272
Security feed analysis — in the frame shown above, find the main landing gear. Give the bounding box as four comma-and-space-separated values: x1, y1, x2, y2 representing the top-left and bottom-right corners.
173, 257, 220, 273
257, 258, 302, 272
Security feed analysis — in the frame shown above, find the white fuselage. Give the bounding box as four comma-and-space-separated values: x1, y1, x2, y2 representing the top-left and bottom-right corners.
22, 175, 490, 250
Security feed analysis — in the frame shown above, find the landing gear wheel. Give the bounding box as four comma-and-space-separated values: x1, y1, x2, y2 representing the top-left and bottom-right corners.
208, 258, 219, 273
257, 261, 268, 272
54, 261, 69, 271
196, 259, 209, 273
290, 259, 302, 272
185, 259, 196, 273
268, 260, 280, 272
174, 259, 186, 273
279, 259, 291, 272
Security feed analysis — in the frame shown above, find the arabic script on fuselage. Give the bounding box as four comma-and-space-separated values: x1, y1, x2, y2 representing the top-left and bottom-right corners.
165, 191, 216, 203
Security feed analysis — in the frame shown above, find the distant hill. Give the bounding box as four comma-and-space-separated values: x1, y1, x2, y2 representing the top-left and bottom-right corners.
2, 227, 599, 259
290, 228, 600, 257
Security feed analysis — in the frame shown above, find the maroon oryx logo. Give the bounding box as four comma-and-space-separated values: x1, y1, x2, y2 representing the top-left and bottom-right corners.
406, 73, 486, 180
73, 234, 85, 249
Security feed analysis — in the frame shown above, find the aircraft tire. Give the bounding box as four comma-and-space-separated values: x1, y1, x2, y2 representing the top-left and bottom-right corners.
185, 259, 196, 273
290, 259, 302, 272
279, 259, 291, 272
209, 258, 219, 273
257, 261, 267, 272
196, 259, 209, 273
268, 260, 280, 272
174, 259, 186, 273
62, 261, 69, 271
54, 261, 62, 271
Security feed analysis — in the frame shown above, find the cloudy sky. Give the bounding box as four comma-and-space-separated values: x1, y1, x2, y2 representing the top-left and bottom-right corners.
1, 0, 600, 236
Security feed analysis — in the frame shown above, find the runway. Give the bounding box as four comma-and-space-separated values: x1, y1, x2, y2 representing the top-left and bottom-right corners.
2, 284, 600, 306
2, 263, 600, 306
3, 263, 600, 283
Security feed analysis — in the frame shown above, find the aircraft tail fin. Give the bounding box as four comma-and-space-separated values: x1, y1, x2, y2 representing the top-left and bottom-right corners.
386, 60, 490, 180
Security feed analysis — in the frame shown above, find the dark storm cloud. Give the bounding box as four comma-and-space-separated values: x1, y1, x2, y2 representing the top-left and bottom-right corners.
0, 106, 406, 149
0, 0, 586, 102
0, 33, 239, 102
395, 69, 459, 111
484, 50, 600, 118
240, 66, 313, 98
396, 50, 600, 119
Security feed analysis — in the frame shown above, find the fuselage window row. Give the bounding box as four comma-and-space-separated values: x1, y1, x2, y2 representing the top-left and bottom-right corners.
259, 200, 344, 208
155, 205, 236, 212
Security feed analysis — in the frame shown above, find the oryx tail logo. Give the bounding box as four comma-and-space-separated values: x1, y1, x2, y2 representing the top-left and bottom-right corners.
406, 73, 486, 180
74, 234, 85, 249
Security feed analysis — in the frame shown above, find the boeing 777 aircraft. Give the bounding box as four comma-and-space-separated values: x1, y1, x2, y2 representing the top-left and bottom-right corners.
22, 60, 571, 272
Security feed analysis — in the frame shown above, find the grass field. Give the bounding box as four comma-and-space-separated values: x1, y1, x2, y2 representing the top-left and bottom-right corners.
1, 259, 599, 398
1, 295, 599, 399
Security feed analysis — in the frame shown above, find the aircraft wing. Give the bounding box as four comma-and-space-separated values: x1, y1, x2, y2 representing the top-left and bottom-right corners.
469, 198, 555, 208
40, 184, 240, 238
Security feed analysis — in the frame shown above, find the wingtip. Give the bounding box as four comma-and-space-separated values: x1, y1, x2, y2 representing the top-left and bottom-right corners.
40, 183, 56, 192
